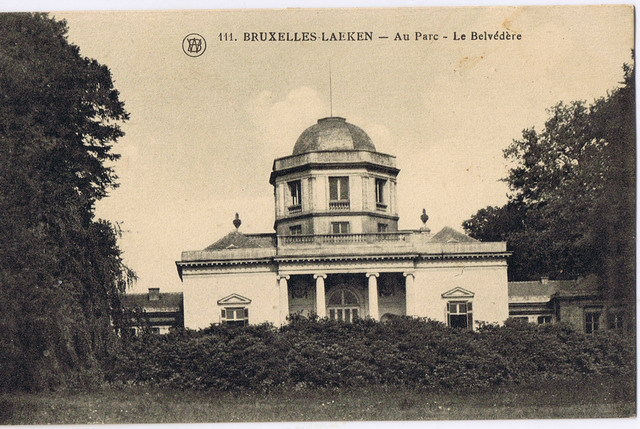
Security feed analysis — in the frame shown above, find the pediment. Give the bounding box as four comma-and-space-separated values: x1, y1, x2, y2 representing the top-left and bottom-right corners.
217, 293, 252, 305
441, 287, 475, 299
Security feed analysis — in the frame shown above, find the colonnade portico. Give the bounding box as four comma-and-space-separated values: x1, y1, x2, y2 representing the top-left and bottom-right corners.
277, 270, 415, 321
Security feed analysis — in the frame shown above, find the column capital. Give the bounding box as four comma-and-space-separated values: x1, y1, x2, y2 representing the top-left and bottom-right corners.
403, 272, 415, 279
277, 274, 290, 281
365, 272, 379, 278
313, 273, 327, 280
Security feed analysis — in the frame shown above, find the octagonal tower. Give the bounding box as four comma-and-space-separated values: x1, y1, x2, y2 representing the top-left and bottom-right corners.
270, 117, 400, 237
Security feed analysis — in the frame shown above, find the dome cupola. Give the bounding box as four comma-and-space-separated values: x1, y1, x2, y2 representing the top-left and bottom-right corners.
272, 116, 399, 237
292, 117, 376, 155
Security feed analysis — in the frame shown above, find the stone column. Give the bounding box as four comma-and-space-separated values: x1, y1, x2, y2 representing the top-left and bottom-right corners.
314, 274, 327, 318
277, 275, 290, 325
366, 272, 379, 320
404, 272, 415, 317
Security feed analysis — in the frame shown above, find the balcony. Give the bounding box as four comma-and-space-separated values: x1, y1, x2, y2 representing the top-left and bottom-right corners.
179, 232, 509, 268
329, 200, 350, 210
288, 204, 302, 215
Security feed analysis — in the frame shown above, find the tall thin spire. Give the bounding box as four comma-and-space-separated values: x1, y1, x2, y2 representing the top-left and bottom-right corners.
329, 61, 333, 116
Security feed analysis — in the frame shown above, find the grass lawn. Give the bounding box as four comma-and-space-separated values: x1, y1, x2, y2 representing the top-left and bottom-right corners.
0, 376, 635, 424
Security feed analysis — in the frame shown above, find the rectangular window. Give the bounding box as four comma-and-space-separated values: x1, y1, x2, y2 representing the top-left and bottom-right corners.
375, 178, 387, 209
329, 177, 349, 203
585, 311, 601, 334
222, 307, 249, 327
447, 301, 473, 329
377, 223, 388, 233
288, 180, 302, 213
537, 315, 552, 325
331, 222, 350, 234
608, 311, 624, 330
289, 225, 302, 235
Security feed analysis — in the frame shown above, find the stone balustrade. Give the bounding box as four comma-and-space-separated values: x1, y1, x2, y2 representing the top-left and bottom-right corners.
279, 232, 410, 246
179, 232, 507, 263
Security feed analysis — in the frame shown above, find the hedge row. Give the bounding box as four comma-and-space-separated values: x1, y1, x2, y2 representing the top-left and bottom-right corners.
110, 317, 635, 392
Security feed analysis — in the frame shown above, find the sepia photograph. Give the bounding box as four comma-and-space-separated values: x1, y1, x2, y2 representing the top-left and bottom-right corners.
0, 2, 635, 425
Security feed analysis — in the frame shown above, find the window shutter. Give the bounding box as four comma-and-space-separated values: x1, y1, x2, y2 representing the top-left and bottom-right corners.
329, 179, 338, 200
244, 308, 249, 319
467, 312, 473, 330
467, 302, 472, 311
221, 309, 226, 319
340, 177, 349, 200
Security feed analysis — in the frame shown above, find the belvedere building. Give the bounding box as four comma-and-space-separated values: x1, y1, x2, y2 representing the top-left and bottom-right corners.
176, 117, 510, 328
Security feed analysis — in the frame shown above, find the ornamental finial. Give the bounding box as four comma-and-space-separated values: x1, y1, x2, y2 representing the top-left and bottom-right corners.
420, 208, 429, 225
233, 213, 241, 230
420, 208, 430, 233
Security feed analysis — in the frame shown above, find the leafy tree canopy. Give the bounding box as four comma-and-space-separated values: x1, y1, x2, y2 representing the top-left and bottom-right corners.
464, 59, 634, 302
0, 13, 133, 391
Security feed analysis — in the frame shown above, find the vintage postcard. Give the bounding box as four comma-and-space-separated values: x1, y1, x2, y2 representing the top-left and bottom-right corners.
0, 4, 635, 426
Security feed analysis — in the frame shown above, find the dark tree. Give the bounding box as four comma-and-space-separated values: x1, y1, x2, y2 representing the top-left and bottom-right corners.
0, 13, 132, 391
461, 202, 524, 243
464, 60, 635, 302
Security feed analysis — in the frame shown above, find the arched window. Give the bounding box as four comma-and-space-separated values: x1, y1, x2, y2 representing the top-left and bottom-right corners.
327, 288, 360, 322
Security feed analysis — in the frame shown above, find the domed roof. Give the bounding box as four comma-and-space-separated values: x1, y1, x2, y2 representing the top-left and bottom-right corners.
292, 117, 376, 155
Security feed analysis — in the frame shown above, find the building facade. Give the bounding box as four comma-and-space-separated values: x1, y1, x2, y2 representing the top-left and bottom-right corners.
121, 278, 625, 335
176, 117, 510, 329
509, 276, 629, 333
120, 288, 184, 334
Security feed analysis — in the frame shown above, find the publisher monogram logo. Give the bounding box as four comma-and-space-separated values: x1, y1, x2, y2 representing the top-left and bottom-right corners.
182, 33, 206, 57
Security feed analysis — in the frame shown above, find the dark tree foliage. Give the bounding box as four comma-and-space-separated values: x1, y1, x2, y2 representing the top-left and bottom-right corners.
0, 13, 132, 391
463, 60, 635, 302
112, 318, 635, 392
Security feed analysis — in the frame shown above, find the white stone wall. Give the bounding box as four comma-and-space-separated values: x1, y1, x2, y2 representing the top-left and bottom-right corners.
412, 260, 509, 328
182, 268, 279, 329
314, 175, 327, 211
351, 175, 364, 211
180, 256, 508, 329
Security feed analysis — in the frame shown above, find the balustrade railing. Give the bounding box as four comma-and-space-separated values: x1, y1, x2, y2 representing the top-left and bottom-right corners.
278, 232, 410, 246
329, 201, 350, 210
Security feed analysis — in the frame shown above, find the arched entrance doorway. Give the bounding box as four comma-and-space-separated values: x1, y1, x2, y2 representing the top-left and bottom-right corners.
327, 287, 361, 322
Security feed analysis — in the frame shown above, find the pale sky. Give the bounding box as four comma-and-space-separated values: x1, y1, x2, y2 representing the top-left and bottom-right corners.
55, 6, 633, 293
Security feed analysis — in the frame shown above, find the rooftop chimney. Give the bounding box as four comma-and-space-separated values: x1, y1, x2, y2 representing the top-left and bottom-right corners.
148, 288, 160, 301
540, 277, 549, 284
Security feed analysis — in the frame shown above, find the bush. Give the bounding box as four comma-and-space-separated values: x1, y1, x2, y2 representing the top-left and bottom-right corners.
111, 317, 635, 392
